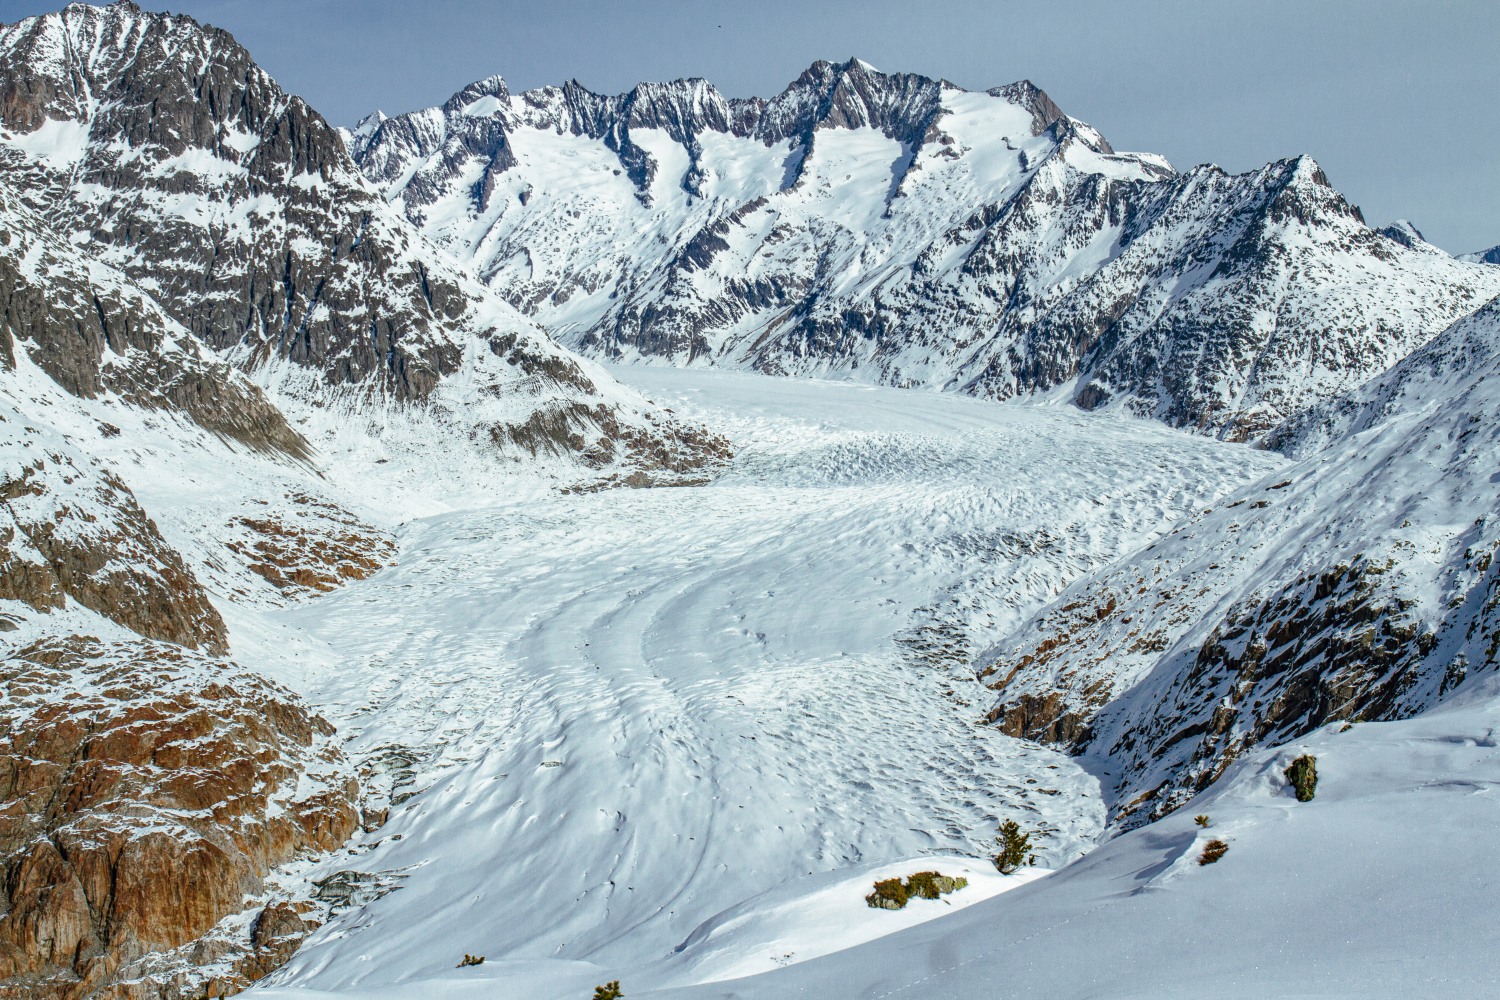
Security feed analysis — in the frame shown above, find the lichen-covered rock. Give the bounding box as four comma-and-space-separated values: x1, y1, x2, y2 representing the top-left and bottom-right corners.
0, 634, 359, 999
864, 871, 969, 910
1285, 755, 1318, 802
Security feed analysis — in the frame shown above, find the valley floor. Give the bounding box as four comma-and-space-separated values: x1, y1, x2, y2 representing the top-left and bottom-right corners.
242, 368, 1286, 998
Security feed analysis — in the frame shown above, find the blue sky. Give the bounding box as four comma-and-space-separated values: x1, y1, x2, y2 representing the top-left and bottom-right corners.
4, 0, 1497, 253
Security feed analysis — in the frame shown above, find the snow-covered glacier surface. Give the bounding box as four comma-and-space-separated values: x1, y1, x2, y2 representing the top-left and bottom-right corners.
243, 367, 1285, 998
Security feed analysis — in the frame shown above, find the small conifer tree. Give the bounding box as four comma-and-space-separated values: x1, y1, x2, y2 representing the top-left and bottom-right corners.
594, 981, 624, 1000
992, 819, 1032, 874
1198, 839, 1228, 865
1194, 815, 1211, 828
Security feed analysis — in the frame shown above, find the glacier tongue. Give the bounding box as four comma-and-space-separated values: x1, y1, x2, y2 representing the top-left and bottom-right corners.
242, 365, 1283, 995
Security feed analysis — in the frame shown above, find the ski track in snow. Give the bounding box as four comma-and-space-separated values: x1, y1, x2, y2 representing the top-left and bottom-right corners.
254, 367, 1285, 994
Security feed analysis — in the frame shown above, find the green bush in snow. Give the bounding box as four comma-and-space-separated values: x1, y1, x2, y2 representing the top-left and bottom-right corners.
992, 819, 1032, 874
1285, 754, 1318, 801
866, 872, 969, 909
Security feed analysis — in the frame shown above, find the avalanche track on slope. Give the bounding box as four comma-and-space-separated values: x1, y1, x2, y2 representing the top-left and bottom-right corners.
247, 368, 1284, 997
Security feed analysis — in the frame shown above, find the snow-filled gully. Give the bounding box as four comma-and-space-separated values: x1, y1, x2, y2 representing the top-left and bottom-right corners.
256, 368, 1286, 997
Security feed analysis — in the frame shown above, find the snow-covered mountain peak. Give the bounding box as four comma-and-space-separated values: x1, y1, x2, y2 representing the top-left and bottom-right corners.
0, 0, 729, 487
351, 59, 1500, 441
1376, 217, 1451, 256
1458, 243, 1500, 265
986, 78, 1068, 135
1379, 217, 1427, 244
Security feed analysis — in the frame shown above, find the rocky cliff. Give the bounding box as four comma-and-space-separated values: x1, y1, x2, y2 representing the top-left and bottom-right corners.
0, 173, 310, 461
0, 397, 367, 998
0, 634, 358, 1000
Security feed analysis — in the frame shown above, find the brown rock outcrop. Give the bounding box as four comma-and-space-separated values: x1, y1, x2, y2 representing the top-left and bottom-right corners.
225, 492, 396, 599
0, 634, 359, 999
0, 446, 226, 654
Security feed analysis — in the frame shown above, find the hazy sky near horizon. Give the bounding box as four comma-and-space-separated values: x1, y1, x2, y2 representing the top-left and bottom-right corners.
4, 0, 1497, 253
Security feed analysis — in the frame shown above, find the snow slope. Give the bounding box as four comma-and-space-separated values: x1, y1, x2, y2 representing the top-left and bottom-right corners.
1458, 243, 1500, 265
641, 695, 1500, 999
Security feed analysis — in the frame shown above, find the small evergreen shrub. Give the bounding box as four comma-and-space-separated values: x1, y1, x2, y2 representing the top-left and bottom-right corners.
457, 954, 485, 967
1194, 815, 1211, 828
1285, 754, 1318, 801
992, 819, 1032, 874
594, 981, 624, 1000
1198, 839, 1229, 865
866, 876, 909, 910
866, 872, 969, 909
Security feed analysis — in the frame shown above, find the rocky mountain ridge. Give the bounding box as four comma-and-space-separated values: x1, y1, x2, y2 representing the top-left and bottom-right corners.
0, 0, 727, 486
351, 62, 1500, 442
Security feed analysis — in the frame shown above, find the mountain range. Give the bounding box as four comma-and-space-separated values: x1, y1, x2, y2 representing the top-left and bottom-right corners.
350, 62, 1500, 441
2, 2, 1499, 998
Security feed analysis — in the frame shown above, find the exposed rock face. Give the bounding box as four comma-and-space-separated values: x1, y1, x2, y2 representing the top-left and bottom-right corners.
0, 0, 469, 398
0, 634, 359, 999
0, 254, 375, 994
1376, 219, 1430, 249
0, 442, 226, 654
0, 1, 727, 482
224, 492, 396, 600
0, 176, 310, 461
352, 61, 1500, 440
979, 294, 1500, 829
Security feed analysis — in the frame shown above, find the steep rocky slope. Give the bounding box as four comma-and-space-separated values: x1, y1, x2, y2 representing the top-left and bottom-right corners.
352, 61, 1500, 440
0, 397, 367, 998
0, 1, 725, 485
1, 433, 225, 653
0, 632, 358, 1000
0, 174, 310, 461
980, 295, 1500, 828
